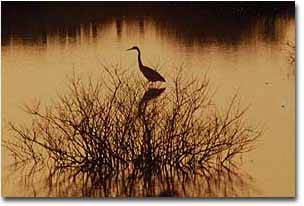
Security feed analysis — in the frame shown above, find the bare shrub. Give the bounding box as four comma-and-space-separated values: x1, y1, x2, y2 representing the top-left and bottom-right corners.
3, 66, 260, 197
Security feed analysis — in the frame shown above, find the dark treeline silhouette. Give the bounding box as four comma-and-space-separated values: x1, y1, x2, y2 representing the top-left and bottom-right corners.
2, 2, 294, 18
3, 65, 260, 197
2, 2, 294, 46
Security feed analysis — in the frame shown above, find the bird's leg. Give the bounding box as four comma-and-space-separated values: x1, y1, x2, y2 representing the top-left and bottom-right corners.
145, 81, 150, 88
153, 82, 158, 88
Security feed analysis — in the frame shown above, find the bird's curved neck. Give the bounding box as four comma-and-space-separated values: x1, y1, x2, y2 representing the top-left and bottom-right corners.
136, 49, 143, 68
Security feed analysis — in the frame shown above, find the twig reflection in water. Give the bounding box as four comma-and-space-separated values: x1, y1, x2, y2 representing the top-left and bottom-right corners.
5, 67, 260, 197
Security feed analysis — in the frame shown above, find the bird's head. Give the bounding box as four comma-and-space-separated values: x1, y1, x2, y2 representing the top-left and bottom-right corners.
126, 46, 140, 52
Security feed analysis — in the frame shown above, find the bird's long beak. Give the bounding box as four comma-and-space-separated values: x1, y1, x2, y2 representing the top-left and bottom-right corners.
126, 48, 133, 51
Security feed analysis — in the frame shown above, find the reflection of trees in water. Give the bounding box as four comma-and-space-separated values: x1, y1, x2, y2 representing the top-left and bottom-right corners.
2, 2, 294, 46
4, 66, 260, 197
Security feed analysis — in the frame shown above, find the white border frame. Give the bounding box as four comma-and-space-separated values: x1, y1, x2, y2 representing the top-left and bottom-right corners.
0, 0, 301, 205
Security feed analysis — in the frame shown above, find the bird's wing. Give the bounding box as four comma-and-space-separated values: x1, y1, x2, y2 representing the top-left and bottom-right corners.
142, 66, 166, 82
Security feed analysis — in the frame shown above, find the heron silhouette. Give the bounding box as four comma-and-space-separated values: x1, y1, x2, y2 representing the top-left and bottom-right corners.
126, 46, 166, 83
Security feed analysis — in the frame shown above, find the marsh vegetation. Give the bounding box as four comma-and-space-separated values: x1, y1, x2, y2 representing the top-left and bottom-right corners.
4, 65, 260, 197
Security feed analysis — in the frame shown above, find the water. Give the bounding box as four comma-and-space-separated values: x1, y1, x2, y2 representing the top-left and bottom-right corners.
1, 3, 295, 197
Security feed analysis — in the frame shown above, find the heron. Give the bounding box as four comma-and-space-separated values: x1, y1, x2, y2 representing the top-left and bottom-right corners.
126, 46, 166, 83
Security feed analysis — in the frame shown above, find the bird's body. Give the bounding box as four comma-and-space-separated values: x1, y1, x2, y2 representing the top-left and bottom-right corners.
140, 65, 166, 82
127, 46, 166, 82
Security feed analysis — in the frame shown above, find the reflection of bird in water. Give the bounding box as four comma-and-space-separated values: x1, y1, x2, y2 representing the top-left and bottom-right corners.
126, 46, 166, 83
138, 87, 166, 115
141, 87, 166, 103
